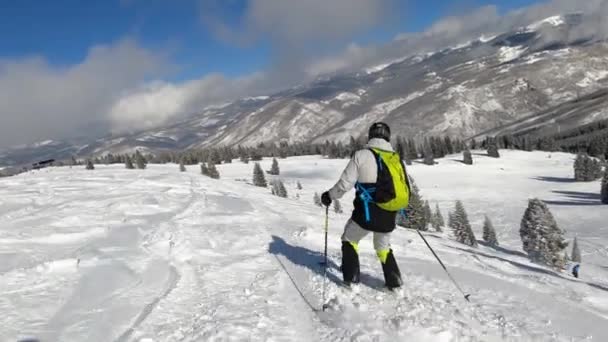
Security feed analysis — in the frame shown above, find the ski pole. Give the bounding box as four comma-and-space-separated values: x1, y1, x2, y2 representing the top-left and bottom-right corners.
416, 229, 471, 302
322, 205, 329, 311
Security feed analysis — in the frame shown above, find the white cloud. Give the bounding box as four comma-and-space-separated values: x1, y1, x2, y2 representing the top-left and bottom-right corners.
0, 39, 165, 148
202, 0, 394, 45
108, 72, 266, 134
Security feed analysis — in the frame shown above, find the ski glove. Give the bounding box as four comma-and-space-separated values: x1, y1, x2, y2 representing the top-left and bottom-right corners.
321, 192, 332, 207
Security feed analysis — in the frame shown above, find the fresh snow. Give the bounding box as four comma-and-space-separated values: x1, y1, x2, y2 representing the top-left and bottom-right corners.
1, 151, 608, 341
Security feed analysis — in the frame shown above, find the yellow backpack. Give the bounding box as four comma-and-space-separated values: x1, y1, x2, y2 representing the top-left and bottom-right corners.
369, 148, 410, 211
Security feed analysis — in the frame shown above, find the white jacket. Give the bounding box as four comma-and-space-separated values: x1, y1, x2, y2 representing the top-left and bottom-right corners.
328, 138, 395, 200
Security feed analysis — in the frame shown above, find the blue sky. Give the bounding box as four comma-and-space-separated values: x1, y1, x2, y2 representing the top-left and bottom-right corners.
2, 0, 564, 148
0, 0, 541, 81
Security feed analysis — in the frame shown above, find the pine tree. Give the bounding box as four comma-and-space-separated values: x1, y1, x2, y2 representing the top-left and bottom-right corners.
269, 158, 280, 175
134, 150, 147, 169
207, 162, 220, 179
571, 237, 582, 263
200, 163, 209, 176
487, 140, 500, 158
85, 159, 95, 170
423, 141, 435, 166
407, 138, 418, 161
424, 200, 432, 226
179, 160, 186, 172
272, 180, 288, 198
602, 170, 608, 204
432, 203, 444, 232
297, 181, 303, 190
313, 192, 322, 207
450, 201, 478, 247
334, 198, 343, 213
399, 178, 428, 231
574, 154, 587, 181
125, 156, 135, 169
520, 199, 568, 269
253, 163, 267, 187
463, 149, 473, 165
482, 215, 499, 246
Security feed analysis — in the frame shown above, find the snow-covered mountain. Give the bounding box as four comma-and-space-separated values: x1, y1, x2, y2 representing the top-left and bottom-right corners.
3, 13, 608, 166
2, 151, 607, 341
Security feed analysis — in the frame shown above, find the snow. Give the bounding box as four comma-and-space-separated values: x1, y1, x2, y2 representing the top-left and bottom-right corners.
527, 15, 566, 31
479, 34, 497, 43
323, 92, 361, 108
365, 63, 391, 74
31, 140, 55, 148
243, 96, 270, 101
1, 151, 608, 341
576, 70, 608, 88
498, 46, 528, 63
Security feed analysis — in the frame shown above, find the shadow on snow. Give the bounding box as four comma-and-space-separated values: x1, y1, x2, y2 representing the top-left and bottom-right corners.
544, 190, 602, 206
268, 235, 385, 290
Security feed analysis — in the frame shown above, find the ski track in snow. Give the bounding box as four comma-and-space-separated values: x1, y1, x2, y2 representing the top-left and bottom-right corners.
1, 151, 608, 341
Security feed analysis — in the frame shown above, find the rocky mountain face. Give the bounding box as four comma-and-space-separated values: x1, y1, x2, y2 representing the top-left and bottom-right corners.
3, 14, 608, 166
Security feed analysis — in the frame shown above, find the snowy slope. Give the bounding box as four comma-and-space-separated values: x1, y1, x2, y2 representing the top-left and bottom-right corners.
1, 151, 607, 341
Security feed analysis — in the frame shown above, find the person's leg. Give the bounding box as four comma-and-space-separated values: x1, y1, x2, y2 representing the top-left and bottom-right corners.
341, 219, 369, 284
374, 232, 403, 289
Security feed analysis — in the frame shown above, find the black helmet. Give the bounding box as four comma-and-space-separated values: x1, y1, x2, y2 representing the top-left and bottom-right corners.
368, 122, 391, 142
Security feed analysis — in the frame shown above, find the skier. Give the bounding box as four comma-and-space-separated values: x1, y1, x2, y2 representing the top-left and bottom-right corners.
321, 122, 410, 290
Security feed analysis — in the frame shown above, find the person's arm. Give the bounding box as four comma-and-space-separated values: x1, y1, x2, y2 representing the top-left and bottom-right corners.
328, 153, 360, 200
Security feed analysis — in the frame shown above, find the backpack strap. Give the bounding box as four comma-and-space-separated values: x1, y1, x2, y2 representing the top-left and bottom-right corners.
356, 182, 375, 223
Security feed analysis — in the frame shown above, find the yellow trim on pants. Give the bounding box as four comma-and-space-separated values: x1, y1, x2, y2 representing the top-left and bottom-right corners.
377, 249, 390, 264
349, 241, 359, 254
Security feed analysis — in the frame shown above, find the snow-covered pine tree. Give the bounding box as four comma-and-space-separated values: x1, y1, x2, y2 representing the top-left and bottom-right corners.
571, 237, 582, 263
207, 162, 220, 179
463, 149, 473, 165
125, 156, 135, 169
85, 159, 95, 170
179, 159, 186, 172
399, 178, 427, 231
424, 200, 432, 227
574, 153, 586, 181
253, 162, 267, 187
487, 140, 500, 158
269, 158, 280, 175
313, 192, 322, 207
334, 198, 343, 213
482, 215, 499, 246
297, 181, 303, 190
450, 201, 478, 247
602, 170, 608, 204
520, 198, 568, 269
432, 203, 444, 232
277, 180, 287, 198
134, 150, 147, 169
